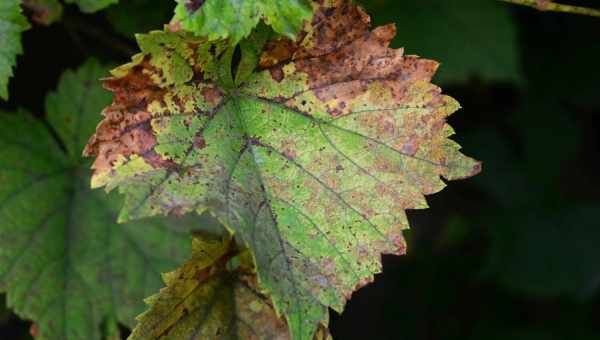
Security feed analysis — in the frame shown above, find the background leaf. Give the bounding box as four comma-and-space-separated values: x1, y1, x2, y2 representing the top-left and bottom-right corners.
105, 0, 174, 38
64, 0, 118, 13
0, 0, 30, 100
361, 0, 521, 84
0, 60, 200, 340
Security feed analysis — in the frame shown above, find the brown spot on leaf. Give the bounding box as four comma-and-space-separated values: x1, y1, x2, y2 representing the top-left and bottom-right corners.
184, 0, 205, 13
269, 67, 285, 82
201, 86, 223, 105
259, 38, 297, 68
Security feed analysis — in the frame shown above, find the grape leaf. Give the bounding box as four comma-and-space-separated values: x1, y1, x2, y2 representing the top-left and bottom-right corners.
84, 1, 480, 338
130, 236, 331, 340
22, 0, 64, 26
0, 0, 30, 100
64, 0, 118, 13
0, 60, 198, 340
172, 0, 313, 44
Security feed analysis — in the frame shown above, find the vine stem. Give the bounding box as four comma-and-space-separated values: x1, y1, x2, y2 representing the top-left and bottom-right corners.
500, 0, 600, 17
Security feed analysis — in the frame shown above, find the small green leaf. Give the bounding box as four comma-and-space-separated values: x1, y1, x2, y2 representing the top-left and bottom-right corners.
130, 236, 331, 340
0, 0, 30, 100
172, 0, 313, 44
64, 0, 118, 13
0, 60, 198, 340
85, 1, 480, 338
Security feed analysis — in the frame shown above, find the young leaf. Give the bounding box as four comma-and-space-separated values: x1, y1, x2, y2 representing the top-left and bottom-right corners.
84, 1, 481, 338
172, 0, 313, 44
130, 236, 331, 340
64, 0, 118, 13
0, 0, 30, 100
0, 60, 197, 339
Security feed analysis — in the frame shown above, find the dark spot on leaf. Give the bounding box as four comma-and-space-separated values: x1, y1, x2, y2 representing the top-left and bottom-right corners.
269, 67, 285, 82
185, 0, 205, 13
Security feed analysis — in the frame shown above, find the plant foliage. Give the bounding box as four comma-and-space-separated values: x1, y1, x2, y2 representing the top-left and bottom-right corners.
0, 0, 29, 100
84, 1, 480, 338
0, 60, 197, 340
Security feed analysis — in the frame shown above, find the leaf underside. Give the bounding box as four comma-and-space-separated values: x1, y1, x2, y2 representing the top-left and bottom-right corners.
130, 236, 331, 340
172, 0, 313, 44
0, 60, 197, 340
85, 1, 481, 338
0, 0, 30, 100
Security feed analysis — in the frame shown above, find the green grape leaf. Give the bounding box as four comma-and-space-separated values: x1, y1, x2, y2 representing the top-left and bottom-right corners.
84, 1, 480, 338
361, 0, 521, 84
172, 0, 313, 44
0, 0, 30, 100
64, 0, 118, 13
22, 0, 64, 26
0, 60, 198, 340
130, 236, 331, 340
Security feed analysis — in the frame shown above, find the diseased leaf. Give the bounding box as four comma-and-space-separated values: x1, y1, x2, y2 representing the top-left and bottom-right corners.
172, 0, 313, 44
130, 236, 331, 340
85, 1, 480, 338
22, 0, 64, 26
0, 60, 198, 340
0, 0, 30, 100
64, 0, 118, 13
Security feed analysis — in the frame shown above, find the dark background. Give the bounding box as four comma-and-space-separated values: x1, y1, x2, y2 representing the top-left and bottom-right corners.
2, 0, 599, 339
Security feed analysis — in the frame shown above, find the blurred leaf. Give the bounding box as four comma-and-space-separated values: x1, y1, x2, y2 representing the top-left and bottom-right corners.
105, 0, 174, 38
361, 0, 522, 84
437, 215, 470, 249
484, 205, 600, 298
519, 12, 600, 106
22, 0, 64, 26
0, 60, 199, 339
64, 0, 118, 13
471, 328, 600, 340
0, 0, 30, 100
509, 98, 581, 189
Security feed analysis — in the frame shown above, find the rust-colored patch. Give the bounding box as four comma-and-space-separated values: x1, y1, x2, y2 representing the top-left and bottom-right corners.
268, 67, 285, 82
201, 86, 223, 106
259, 38, 297, 68
84, 58, 171, 175
29, 323, 38, 338
256, 1, 445, 120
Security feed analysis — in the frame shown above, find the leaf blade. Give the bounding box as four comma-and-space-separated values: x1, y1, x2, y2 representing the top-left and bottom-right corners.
0, 60, 198, 340
0, 0, 30, 100
85, 1, 481, 338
